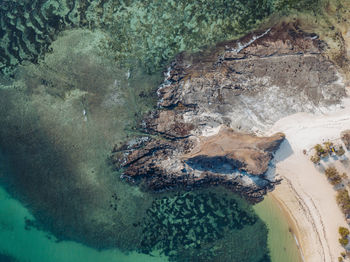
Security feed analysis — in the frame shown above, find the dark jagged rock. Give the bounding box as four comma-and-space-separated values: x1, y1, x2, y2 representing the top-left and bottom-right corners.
112, 23, 346, 203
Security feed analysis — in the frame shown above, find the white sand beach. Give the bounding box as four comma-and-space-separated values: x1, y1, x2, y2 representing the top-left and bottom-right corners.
266, 97, 350, 262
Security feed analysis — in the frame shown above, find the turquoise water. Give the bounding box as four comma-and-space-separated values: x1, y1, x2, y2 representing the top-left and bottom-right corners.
0, 186, 168, 262
0, 0, 317, 261
0, 179, 302, 262
0, 183, 274, 262
254, 196, 302, 262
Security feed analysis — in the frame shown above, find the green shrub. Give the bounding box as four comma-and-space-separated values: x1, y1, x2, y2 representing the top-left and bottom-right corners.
314, 143, 330, 158
325, 167, 342, 185
339, 237, 349, 246
337, 189, 350, 215
314, 144, 324, 154
337, 146, 346, 157
339, 227, 350, 239
310, 155, 320, 164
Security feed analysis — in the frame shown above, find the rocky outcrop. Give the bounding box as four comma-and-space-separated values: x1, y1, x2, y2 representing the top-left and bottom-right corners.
112, 23, 346, 202
183, 128, 285, 175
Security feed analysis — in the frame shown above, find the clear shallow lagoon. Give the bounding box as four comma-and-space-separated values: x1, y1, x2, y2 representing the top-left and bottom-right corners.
0, 182, 301, 262
0, 185, 168, 262
254, 195, 302, 262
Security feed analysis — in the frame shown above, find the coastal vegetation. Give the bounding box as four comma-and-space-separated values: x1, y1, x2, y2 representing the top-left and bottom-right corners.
338, 226, 349, 246
338, 227, 349, 261
325, 167, 343, 186
336, 189, 350, 215
310, 141, 346, 164
337, 146, 346, 157
309, 133, 350, 259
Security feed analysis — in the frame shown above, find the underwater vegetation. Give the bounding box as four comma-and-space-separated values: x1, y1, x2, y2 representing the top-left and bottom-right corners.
273, 0, 322, 12
0, 0, 325, 77
139, 190, 270, 262
0, 0, 82, 76
0, 29, 161, 251
0, 252, 18, 262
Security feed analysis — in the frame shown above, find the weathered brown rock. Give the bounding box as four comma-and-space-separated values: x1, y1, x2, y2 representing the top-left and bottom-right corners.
112, 23, 346, 202
183, 128, 285, 175
143, 108, 195, 138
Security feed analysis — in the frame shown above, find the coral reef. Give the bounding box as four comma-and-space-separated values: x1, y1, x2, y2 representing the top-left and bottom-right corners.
1, 0, 324, 77
0, 0, 81, 76
0, 0, 273, 75
139, 189, 269, 262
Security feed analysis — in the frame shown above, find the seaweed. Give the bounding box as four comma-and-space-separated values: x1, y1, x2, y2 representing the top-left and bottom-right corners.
139, 189, 269, 262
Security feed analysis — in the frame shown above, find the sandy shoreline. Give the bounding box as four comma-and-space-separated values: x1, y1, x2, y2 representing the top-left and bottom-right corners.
269, 190, 305, 261
265, 98, 350, 262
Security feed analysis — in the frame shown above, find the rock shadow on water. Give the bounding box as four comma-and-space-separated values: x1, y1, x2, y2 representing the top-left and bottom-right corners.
185, 156, 239, 174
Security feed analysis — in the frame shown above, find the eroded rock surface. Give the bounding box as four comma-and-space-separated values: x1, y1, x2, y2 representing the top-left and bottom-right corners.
112, 23, 346, 202
184, 128, 285, 175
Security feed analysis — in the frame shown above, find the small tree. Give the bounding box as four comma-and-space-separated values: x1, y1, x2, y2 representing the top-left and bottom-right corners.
336, 189, 350, 215
314, 144, 324, 155
341, 173, 348, 180
339, 238, 349, 246
337, 146, 346, 157
325, 167, 338, 177
338, 256, 343, 262
339, 227, 350, 239
310, 155, 320, 164
325, 167, 342, 185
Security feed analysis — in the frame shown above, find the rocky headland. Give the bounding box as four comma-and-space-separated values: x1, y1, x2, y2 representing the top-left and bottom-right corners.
112, 23, 346, 203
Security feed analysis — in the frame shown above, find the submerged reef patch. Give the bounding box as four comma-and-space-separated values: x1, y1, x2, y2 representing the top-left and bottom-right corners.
1, 0, 324, 77
139, 189, 270, 262
0, 29, 159, 250
0, 0, 82, 76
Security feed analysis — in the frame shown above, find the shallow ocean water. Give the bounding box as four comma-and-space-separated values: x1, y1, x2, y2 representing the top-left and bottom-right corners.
0, 182, 302, 262
254, 196, 302, 262
0, 0, 317, 261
